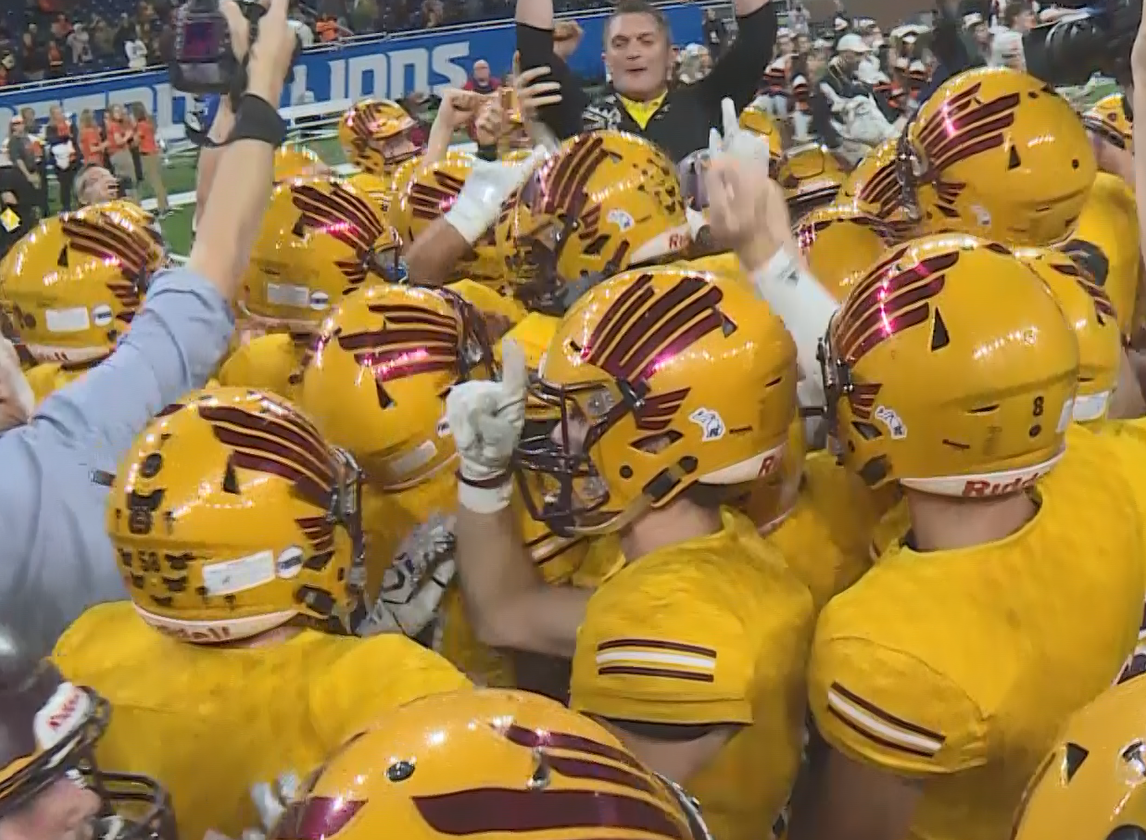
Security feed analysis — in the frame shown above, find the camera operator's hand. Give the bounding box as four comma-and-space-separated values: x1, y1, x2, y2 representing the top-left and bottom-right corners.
219, 0, 253, 62
245, 0, 298, 104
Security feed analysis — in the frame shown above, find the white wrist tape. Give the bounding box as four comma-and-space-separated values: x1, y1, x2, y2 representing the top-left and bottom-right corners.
747, 247, 839, 404
458, 475, 514, 514
444, 192, 494, 246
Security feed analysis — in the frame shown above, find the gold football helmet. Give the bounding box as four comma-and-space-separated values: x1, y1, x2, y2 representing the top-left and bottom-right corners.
838, 136, 917, 238
794, 204, 892, 302
1083, 92, 1133, 151
390, 153, 506, 286
0, 655, 175, 839
346, 171, 393, 216
777, 143, 846, 221
268, 688, 712, 840
242, 176, 403, 331
298, 284, 493, 488
339, 99, 419, 178
1060, 171, 1141, 337
517, 266, 797, 536
273, 144, 328, 182
0, 207, 166, 364
1015, 245, 1121, 425
820, 234, 1079, 494
497, 131, 691, 315
1013, 676, 1146, 839
738, 103, 785, 174
107, 387, 366, 642
899, 67, 1096, 247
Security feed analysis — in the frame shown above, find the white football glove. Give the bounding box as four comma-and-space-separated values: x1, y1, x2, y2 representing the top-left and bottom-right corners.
708, 97, 773, 168
444, 145, 549, 244
445, 338, 528, 513
358, 514, 458, 638
250, 771, 301, 835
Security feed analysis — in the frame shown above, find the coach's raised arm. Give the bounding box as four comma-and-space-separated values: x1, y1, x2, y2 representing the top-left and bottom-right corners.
516, 0, 775, 162
0, 0, 298, 656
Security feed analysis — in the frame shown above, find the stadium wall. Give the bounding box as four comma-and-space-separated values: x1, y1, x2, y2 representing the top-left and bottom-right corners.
0, 3, 704, 137
801, 0, 933, 26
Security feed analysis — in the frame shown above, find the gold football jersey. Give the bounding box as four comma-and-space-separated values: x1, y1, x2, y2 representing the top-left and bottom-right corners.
360, 471, 587, 688
217, 332, 309, 401
24, 359, 100, 405
808, 425, 1144, 840
570, 508, 815, 840
749, 451, 884, 610
52, 602, 470, 840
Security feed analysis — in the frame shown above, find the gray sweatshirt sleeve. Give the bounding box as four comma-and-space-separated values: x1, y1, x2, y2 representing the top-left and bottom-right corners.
0, 265, 234, 656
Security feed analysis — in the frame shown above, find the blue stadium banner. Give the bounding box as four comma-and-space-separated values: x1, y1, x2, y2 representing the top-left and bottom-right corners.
0, 4, 703, 136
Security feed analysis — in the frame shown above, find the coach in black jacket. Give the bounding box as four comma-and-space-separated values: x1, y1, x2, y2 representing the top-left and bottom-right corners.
516, 0, 777, 163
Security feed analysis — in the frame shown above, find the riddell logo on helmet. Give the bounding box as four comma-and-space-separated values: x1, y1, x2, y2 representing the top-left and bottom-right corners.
153, 624, 232, 644
961, 472, 1043, 497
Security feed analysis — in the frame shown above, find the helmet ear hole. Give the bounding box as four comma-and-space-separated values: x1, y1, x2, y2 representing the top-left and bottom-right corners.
1008, 145, 1023, 170
1063, 742, 1089, 782
930, 309, 950, 351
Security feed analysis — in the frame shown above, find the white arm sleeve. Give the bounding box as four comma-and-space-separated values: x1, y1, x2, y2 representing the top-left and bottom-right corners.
746, 248, 838, 405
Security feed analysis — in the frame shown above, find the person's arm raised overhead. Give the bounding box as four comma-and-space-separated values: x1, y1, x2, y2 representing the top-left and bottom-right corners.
696, 0, 776, 116
0, 0, 299, 654
515, 0, 585, 139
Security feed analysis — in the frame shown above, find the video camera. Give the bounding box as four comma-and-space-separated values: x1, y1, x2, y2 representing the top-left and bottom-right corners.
169, 0, 300, 97
1023, 0, 1143, 87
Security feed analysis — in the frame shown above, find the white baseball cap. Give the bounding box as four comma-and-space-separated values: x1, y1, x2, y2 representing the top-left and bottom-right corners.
836, 33, 872, 54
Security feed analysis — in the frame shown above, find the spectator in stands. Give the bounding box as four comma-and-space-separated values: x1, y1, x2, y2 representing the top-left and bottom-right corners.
289, 1, 316, 45
92, 17, 115, 59
350, 0, 379, 33
113, 13, 133, 58
0, 64, 9, 88
703, 8, 728, 58
104, 105, 136, 197
125, 24, 148, 70
46, 39, 65, 78
466, 59, 501, 94
0, 143, 35, 258
423, 0, 444, 27
20, 31, 48, 82
317, 11, 340, 40
67, 22, 93, 65
130, 102, 168, 217
78, 110, 105, 169
50, 13, 71, 42
45, 106, 79, 212
5, 118, 40, 219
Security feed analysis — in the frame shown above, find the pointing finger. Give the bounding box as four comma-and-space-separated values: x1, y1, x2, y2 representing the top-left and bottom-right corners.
499, 338, 528, 397
721, 97, 738, 138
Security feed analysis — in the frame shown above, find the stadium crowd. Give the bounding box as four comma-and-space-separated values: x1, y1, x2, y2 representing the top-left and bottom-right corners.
2, 0, 1146, 837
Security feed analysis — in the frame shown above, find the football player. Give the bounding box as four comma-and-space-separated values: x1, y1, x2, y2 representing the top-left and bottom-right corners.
296, 283, 586, 691
339, 99, 422, 179
897, 67, 1096, 248
219, 175, 403, 400
1059, 171, 1143, 342
0, 207, 167, 405
837, 136, 918, 240
775, 142, 847, 222
272, 143, 330, 183
795, 236, 1144, 840
1011, 668, 1146, 836
51, 387, 470, 840
1083, 90, 1134, 186
0, 628, 174, 840
268, 689, 714, 840
445, 265, 815, 840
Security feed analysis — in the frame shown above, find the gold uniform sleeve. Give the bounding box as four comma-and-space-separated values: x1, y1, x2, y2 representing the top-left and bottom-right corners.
307, 635, 470, 752
571, 563, 757, 726
809, 636, 988, 778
